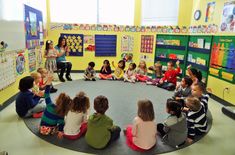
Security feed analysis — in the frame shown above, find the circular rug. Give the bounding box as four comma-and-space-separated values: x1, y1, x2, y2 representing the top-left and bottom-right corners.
24, 80, 212, 155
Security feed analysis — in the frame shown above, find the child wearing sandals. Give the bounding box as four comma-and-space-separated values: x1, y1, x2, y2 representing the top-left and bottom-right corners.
136, 60, 148, 82
99, 60, 112, 80
39, 75, 71, 138
112, 60, 125, 80
63, 92, 90, 140
85, 95, 121, 149
124, 99, 156, 151
157, 99, 187, 147
124, 63, 137, 83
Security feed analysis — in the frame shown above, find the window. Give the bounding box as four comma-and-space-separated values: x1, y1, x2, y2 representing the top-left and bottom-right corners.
50, 0, 97, 24
98, 0, 135, 25
141, 0, 179, 26
50, 0, 135, 25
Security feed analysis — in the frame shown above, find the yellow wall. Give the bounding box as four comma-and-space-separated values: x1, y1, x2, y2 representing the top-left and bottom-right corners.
178, 0, 193, 27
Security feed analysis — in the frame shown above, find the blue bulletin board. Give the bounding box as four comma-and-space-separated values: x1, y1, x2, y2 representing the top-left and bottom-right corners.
24, 5, 43, 49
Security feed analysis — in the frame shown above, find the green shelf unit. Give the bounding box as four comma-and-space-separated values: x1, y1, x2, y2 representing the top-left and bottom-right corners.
209, 36, 235, 84
155, 34, 189, 77
186, 35, 213, 84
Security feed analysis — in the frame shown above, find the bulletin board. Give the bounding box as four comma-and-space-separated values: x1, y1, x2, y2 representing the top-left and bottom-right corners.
60, 33, 84, 56
140, 35, 154, 53
24, 5, 44, 49
95, 35, 117, 56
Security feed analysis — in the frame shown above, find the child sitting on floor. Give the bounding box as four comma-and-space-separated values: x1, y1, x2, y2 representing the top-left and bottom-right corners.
85, 95, 121, 149
123, 63, 137, 83
99, 60, 112, 80
37, 68, 57, 93
112, 60, 125, 80
31, 72, 45, 98
157, 99, 187, 147
136, 60, 148, 82
191, 82, 209, 113
187, 65, 202, 85
40, 75, 71, 138
84, 62, 96, 81
157, 60, 180, 91
15, 76, 46, 118
173, 76, 193, 105
185, 96, 207, 144
63, 92, 90, 140
146, 61, 162, 85
124, 99, 156, 151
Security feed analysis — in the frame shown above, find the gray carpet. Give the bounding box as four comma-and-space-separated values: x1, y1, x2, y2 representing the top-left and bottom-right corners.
24, 80, 212, 155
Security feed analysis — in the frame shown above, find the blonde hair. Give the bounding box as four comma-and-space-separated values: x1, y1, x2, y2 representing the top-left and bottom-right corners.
138, 60, 147, 72
31, 72, 41, 80
137, 99, 155, 121
186, 96, 201, 111
37, 68, 47, 74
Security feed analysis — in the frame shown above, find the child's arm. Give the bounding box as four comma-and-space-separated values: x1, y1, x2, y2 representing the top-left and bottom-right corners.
187, 114, 196, 141
112, 61, 116, 68
175, 60, 181, 74
132, 117, 138, 137
187, 64, 193, 77
44, 75, 53, 105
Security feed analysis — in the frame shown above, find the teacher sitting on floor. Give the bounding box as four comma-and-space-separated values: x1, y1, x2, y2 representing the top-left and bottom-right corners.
55, 36, 73, 82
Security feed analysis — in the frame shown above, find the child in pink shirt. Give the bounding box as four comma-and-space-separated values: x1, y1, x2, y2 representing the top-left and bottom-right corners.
124, 99, 157, 151
136, 60, 148, 82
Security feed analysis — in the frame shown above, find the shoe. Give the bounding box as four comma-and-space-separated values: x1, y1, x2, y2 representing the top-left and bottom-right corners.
50, 87, 58, 93
92, 78, 96, 81
59, 76, 65, 82
84, 78, 89, 81
66, 75, 72, 81
0, 151, 8, 155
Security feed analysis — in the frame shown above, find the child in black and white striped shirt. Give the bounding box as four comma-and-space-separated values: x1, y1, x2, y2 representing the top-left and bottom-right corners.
185, 96, 207, 144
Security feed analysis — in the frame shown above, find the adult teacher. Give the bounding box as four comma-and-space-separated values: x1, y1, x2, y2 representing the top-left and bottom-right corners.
55, 36, 73, 82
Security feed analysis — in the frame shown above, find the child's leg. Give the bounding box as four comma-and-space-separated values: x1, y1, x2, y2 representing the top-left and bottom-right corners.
130, 76, 136, 83
24, 102, 46, 118
64, 122, 87, 140
157, 123, 167, 137
109, 126, 121, 143
138, 75, 148, 82
99, 73, 106, 79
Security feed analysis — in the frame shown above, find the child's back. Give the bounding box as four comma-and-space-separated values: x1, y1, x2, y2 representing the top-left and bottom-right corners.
162, 113, 187, 147
85, 113, 113, 148
132, 116, 156, 149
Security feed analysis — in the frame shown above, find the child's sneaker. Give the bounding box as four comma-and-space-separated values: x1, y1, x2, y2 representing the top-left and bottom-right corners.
92, 78, 96, 81
123, 129, 127, 135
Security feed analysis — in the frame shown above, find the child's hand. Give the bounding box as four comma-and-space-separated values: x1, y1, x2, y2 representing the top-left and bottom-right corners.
159, 79, 163, 84
57, 131, 63, 139
46, 74, 53, 85
182, 107, 189, 112
175, 97, 181, 100
187, 64, 192, 69
176, 60, 180, 66
186, 138, 193, 144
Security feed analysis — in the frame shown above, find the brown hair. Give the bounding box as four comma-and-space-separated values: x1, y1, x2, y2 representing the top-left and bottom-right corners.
186, 96, 201, 112
193, 82, 206, 93
70, 91, 90, 113
137, 99, 155, 121
55, 93, 71, 117
167, 61, 174, 67
94, 95, 109, 114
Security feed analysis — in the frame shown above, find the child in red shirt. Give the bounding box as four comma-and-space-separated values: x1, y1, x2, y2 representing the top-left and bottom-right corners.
157, 61, 180, 91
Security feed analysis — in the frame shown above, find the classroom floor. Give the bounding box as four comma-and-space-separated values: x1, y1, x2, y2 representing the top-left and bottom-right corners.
0, 74, 235, 155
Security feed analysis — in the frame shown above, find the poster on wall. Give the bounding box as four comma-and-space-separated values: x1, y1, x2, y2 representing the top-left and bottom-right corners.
36, 47, 43, 67
28, 49, 36, 72
24, 5, 43, 49
84, 35, 95, 52
220, 1, 235, 32
0, 52, 17, 91
60, 33, 84, 56
205, 2, 216, 22
121, 53, 133, 63
121, 35, 134, 52
140, 35, 154, 53
139, 54, 154, 63
16, 52, 26, 75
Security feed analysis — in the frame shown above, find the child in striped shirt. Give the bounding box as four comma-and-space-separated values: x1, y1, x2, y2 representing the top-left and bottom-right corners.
39, 75, 71, 138
185, 96, 207, 144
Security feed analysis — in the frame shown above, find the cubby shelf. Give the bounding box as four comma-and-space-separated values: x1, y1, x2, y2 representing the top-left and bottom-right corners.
187, 61, 208, 71
188, 47, 211, 54
155, 57, 184, 64
156, 44, 186, 50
